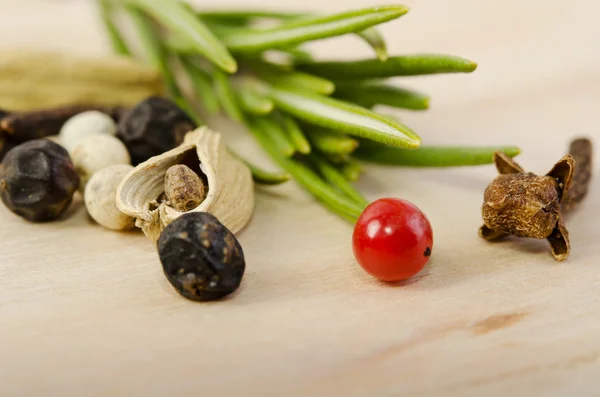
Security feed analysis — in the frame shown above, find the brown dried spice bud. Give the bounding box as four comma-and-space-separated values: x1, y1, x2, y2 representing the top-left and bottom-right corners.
562, 138, 593, 212
164, 164, 206, 212
479, 138, 593, 262
0, 105, 123, 143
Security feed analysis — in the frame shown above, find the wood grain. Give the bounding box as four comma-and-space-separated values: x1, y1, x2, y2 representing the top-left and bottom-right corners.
1, 1, 599, 396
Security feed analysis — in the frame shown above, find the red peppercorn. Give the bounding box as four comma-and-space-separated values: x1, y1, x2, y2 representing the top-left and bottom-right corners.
352, 198, 433, 282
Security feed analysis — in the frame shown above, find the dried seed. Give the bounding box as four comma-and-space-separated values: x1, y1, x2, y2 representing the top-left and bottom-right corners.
164, 164, 207, 212
117, 96, 196, 165
59, 110, 118, 152
0, 105, 123, 143
157, 212, 246, 302
479, 138, 592, 262
71, 134, 131, 191
0, 139, 79, 222
84, 164, 135, 231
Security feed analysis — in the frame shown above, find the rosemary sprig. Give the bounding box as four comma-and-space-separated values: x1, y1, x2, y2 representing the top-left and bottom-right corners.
297, 54, 478, 79
125, 0, 237, 72
267, 87, 421, 148
218, 6, 408, 53
99, 1, 519, 224
334, 83, 430, 111
354, 141, 521, 166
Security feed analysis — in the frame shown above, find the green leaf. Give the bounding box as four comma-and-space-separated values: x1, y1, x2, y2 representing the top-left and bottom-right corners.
246, 60, 334, 95
220, 5, 409, 53
251, 116, 296, 157
305, 128, 359, 155
281, 115, 311, 154
236, 82, 275, 115
354, 141, 521, 166
267, 86, 421, 148
126, 6, 180, 96
298, 54, 478, 79
213, 68, 245, 122
310, 153, 369, 206
99, 0, 132, 56
229, 150, 290, 185
274, 46, 314, 63
324, 153, 350, 164
247, 118, 366, 222
199, 9, 388, 60
180, 57, 221, 115
356, 27, 388, 61
335, 83, 429, 110
125, 0, 237, 73
339, 159, 363, 182
197, 10, 305, 21
248, 166, 291, 185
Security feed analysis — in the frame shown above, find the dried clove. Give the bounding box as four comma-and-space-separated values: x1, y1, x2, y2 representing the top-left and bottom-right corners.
0, 105, 123, 143
479, 137, 593, 261
157, 212, 246, 301
164, 164, 207, 212
561, 138, 593, 212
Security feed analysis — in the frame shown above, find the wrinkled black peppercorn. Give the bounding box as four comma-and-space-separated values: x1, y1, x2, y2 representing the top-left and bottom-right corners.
117, 96, 196, 165
158, 212, 246, 301
0, 139, 80, 222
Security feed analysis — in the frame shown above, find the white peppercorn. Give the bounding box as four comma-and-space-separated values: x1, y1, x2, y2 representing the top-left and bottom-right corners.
71, 134, 130, 191
59, 110, 117, 152
84, 164, 135, 230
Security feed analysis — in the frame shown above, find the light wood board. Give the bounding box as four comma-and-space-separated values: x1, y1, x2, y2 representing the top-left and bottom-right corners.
1, 0, 599, 396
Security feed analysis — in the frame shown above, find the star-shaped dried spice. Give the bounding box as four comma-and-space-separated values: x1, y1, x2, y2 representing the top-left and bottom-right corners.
479, 149, 580, 261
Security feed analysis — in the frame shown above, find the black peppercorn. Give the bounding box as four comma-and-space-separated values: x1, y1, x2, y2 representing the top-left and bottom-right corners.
0, 139, 80, 222
158, 212, 246, 301
117, 96, 196, 165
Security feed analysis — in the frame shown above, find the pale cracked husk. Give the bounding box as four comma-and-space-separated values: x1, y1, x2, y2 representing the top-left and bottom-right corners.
116, 126, 254, 242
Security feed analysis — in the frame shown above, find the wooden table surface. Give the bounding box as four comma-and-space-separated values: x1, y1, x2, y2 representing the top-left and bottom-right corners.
1, 0, 599, 396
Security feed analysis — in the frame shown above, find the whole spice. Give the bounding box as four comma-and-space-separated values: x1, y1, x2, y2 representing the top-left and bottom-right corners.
0, 139, 80, 222
117, 96, 196, 165
479, 138, 593, 261
116, 127, 254, 242
561, 138, 593, 212
71, 134, 131, 191
0, 49, 163, 111
164, 164, 207, 212
84, 164, 135, 230
59, 110, 118, 152
157, 212, 246, 301
353, 198, 433, 281
1, 105, 122, 143
0, 132, 16, 160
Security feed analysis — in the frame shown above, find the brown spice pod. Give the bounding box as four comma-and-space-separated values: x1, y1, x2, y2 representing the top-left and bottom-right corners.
0, 105, 124, 143
479, 137, 592, 261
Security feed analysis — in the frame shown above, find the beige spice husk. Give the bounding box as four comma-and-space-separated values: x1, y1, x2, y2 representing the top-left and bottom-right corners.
0, 49, 164, 111
116, 126, 255, 242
